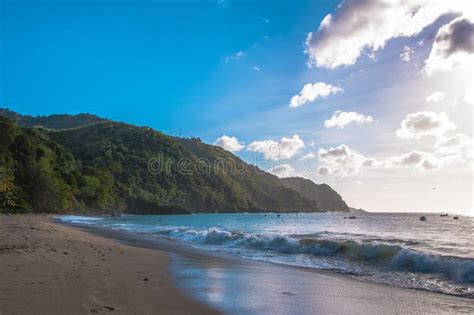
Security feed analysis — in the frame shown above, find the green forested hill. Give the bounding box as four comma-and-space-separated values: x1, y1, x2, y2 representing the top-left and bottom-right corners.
48, 122, 319, 213
280, 177, 349, 212
175, 137, 321, 211
0, 117, 82, 213
0, 108, 107, 130
0, 109, 349, 214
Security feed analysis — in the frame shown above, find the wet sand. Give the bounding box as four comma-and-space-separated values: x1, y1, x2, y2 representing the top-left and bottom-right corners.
0, 215, 218, 314
73, 219, 474, 315
1, 214, 473, 315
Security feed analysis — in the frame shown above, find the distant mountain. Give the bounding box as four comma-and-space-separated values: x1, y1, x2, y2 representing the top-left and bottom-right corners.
0, 108, 107, 129
0, 109, 348, 214
349, 207, 368, 214
280, 177, 349, 212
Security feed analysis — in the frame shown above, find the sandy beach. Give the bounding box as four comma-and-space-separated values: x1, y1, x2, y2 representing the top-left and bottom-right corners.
1, 215, 473, 315
0, 215, 218, 314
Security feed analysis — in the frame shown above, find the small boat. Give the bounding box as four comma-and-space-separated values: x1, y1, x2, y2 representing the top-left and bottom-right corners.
440, 214, 448, 217
420, 216, 427, 221
348, 216, 356, 219
453, 216, 459, 220
277, 214, 281, 217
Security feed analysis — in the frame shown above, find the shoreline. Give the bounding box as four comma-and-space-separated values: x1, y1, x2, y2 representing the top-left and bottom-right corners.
0, 214, 219, 314
1, 214, 473, 314
61, 217, 474, 314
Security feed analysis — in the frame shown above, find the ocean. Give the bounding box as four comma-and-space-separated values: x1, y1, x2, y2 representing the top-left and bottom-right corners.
59, 212, 474, 298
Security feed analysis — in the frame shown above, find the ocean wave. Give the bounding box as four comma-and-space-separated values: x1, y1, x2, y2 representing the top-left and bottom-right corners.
56, 215, 104, 224
158, 227, 474, 283
391, 248, 474, 283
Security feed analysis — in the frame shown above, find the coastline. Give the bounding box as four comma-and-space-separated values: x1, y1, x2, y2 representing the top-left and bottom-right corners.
0, 215, 218, 315
1, 215, 473, 315
66, 219, 474, 314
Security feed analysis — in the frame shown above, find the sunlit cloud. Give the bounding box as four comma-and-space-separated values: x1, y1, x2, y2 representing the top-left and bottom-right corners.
305, 0, 469, 69
386, 151, 441, 170
424, 16, 474, 75
269, 164, 299, 178
289, 82, 342, 108
317, 165, 330, 176
324, 111, 373, 129
213, 135, 244, 152
300, 152, 317, 160
464, 89, 474, 104
247, 135, 305, 160
400, 46, 414, 61
425, 91, 446, 103
435, 133, 473, 163
318, 144, 375, 177
396, 111, 456, 139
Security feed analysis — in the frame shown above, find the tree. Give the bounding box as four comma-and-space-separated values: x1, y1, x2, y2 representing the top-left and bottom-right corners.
0, 167, 16, 212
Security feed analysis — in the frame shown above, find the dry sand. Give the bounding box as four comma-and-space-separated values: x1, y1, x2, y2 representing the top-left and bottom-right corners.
2, 214, 473, 315
0, 215, 219, 315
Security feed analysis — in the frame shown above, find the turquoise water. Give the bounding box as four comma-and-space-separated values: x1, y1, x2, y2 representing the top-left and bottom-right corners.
59, 212, 474, 297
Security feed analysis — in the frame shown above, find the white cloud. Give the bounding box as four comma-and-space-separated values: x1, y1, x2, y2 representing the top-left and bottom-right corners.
385, 146, 472, 170
217, 0, 231, 9
305, 0, 468, 69
426, 91, 446, 103
318, 144, 375, 176
424, 16, 474, 75
269, 164, 299, 178
289, 82, 342, 108
396, 111, 455, 139
247, 135, 305, 160
300, 152, 317, 160
362, 158, 377, 167
253, 66, 261, 71
435, 133, 473, 163
317, 166, 330, 176
213, 135, 244, 152
225, 51, 244, 63
315, 139, 471, 177
324, 110, 373, 129
435, 133, 470, 149
386, 151, 441, 170
464, 89, 474, 104
400, 46, 413, 61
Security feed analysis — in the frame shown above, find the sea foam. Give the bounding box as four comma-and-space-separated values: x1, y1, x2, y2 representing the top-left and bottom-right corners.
158, 227, 474, 284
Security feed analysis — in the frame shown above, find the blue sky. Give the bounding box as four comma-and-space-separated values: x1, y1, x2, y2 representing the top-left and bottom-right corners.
2, 0, 473, 213
2, 0, 337, 137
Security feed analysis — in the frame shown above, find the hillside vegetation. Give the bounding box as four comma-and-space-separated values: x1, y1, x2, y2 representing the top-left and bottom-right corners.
0, 109, 349, 214
280, 177, 349, 212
